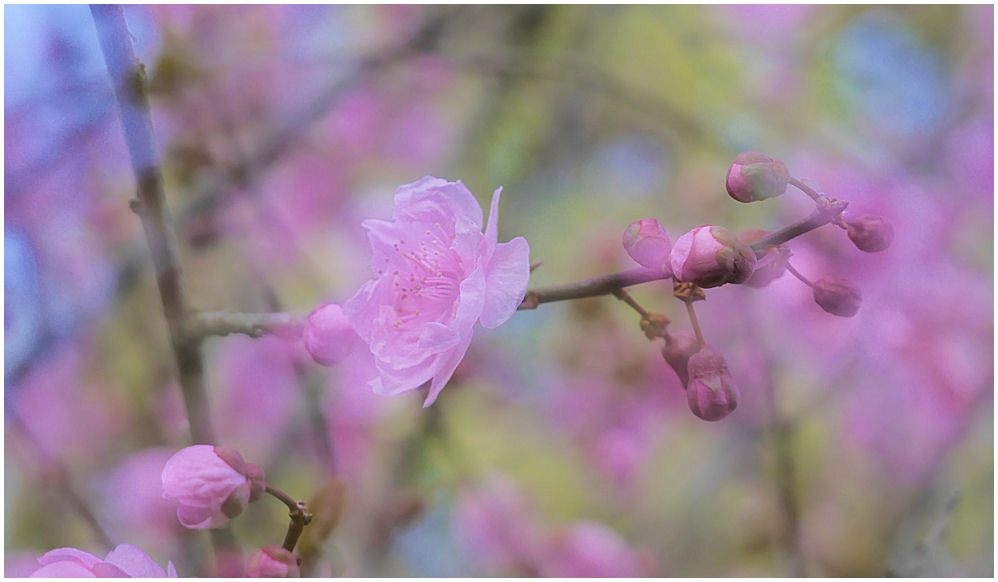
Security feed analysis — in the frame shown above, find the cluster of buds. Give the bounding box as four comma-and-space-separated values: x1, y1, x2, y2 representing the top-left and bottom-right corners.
618, 151, 893, 421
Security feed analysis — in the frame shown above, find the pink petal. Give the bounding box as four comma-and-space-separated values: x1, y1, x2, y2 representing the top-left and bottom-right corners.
393, 177, 483, 231
37, 548, 102, 569
104, 544, 167, 578
31, 561, 98, 577
480, 236, 530, 329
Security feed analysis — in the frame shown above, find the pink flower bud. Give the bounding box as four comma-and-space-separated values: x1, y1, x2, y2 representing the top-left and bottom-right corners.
29, 544, 177, 577
686, 346, 739, 421
726, 151, 790, 203
845, 215, 894, 252
737, 229, 787, 288
661, 332, 700, 386
304, 303, 362, 366
670, 225, 756, 288
247, 545, 300, 578
622, 218, 672, 275
812, 277, 861, 317
162, 445, 266, 529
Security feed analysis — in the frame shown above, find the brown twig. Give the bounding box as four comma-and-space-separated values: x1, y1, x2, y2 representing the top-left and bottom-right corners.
92, 4, 217, 444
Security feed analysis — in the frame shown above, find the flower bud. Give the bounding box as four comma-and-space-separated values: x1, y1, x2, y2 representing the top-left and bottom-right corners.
622, 218, 672, 275
670, 225, 756, 288
304, 303, 362, 366
661, 332, 700, 386
737, 229, 787, 288
812, 278, 861, 317
686, 346, 739, 421
247, 545, 300, 578
162, 445, 266, 529
845, 215, 893, 252
726, 151, 790, 203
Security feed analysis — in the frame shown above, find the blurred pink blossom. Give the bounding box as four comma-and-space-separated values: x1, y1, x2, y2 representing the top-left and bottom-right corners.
342, 177, 530, 406
246, 545, 300, 578
28, 544, 177, 577
538, 521, 652, 577
161, 445, 265, 529
454, 476, 544, 574
101, 448, 185, 556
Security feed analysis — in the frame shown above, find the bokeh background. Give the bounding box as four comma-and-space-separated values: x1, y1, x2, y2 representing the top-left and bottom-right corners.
4, 4, 993, 577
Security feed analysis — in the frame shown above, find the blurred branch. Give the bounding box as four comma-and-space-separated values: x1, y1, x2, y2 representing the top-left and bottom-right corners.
182, 310, 303, 341
443, 44, 722, 152
173, 8, 456, 227
91, 4, 216, 444
6, 409, 115, 552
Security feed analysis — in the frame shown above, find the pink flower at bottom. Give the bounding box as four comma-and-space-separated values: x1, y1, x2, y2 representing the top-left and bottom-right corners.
161, 445, 266, 529
247, 545, 300, 578
343, 177, 531, 406
538, 521, 651, 577
29, 544, 177, 577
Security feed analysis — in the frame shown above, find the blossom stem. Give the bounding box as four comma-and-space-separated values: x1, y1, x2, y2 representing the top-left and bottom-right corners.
784, 262, 814, 288
788, 177, 823, 203
518, 267, 668, 309
91, 5, 217, 445
685, 301, 705, 350
266, 485, 312, 552
611, 288, 652, 319
748, 199, 848, 256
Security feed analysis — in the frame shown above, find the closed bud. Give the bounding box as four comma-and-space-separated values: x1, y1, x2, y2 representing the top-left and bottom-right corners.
686, 346, 739, 421
304, 303, 362, 366
726, 151, 790, 203
622, 218, 672, 275
812, 277, 861, 317
846, 215, 893, 252
661, 332, 700, 386
670, 225, 756, 288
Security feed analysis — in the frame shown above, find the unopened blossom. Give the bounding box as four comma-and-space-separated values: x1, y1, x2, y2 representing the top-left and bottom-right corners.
725, 151, 790, 203
161, 445, 266, 529
812, 277, 861, 317
343, 177, 530, 406
661, 332, 701, 386
845, 214, 894, 252
304, 303, 362, 366
29, 544, 177, 577
247, 546, 300, 578
622, 218, 672, 275
670, 225, 756, 288
686, 345, 740, 421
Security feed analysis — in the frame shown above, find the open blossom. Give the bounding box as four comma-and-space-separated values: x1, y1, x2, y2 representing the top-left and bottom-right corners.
342, 177, 530, 406
29, 544, 177, 577
161, 445, 266, 529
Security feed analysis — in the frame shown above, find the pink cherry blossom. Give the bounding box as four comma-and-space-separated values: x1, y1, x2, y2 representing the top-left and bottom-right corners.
246, 545, 301, 578
29, 544, 177, 577
161, 445, 265, 529
342, 176, 530, 406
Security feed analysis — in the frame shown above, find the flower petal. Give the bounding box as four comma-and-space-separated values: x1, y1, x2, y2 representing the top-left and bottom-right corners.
480, 236, 530, 328
104, 544, 167, 578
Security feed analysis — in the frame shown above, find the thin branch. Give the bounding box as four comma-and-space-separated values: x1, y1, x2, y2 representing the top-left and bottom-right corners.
518, 267, 668, 310
7, 410, 115, 552
183, 311, 303, 341
91, 4, 216, 444
749, 200, 848, 254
